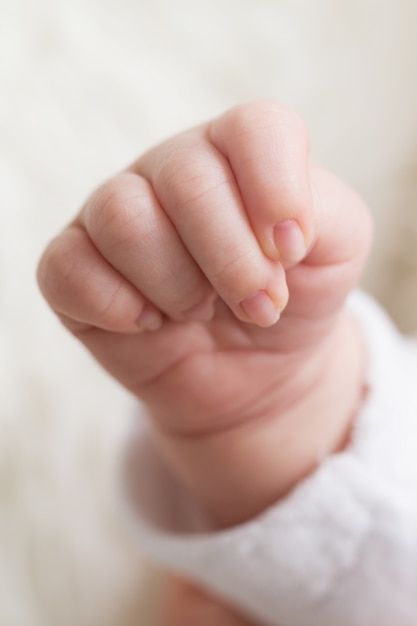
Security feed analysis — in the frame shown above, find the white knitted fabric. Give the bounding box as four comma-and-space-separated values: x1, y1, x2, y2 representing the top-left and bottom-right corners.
123, 292, 417, 626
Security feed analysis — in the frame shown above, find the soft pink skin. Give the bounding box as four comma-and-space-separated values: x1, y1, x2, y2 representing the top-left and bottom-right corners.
161, 576, 261, 626
38, 101, 373, 625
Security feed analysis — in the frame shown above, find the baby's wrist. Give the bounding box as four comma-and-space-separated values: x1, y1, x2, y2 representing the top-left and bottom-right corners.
150, 310, 366, 528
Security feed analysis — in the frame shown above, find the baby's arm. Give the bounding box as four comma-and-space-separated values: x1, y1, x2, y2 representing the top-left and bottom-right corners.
130, 293, 417, 626
37, 101, 417, 626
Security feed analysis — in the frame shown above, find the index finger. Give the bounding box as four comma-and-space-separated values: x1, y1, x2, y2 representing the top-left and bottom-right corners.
209, 100, 314, 266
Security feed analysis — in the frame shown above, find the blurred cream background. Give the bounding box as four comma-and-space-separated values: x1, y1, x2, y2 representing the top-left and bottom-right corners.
1, 1, 417, 625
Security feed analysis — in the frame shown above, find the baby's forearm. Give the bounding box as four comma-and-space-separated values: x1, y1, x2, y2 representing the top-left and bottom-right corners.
136, 296, 417, 626
152, 311, 366, 528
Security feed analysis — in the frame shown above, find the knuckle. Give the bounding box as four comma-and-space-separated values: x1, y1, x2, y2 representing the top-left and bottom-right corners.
156, 146, 201, 191
212, 248, 264, 298
94, 279, 131, 327
37, 231, 79, 306
221, 99, 309, 143
86, 173, 153, 249
38, 227, 140, 329
156, 147, 227, 210
156, 148, 188, 191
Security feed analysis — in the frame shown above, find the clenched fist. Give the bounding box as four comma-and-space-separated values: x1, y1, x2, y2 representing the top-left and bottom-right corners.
38, 101, 372, 527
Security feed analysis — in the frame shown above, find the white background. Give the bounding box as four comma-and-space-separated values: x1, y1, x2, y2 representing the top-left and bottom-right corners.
1, 2, 417, 625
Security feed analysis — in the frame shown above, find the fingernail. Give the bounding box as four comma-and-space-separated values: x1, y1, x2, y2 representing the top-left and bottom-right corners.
182, 294, 216, 322
273, 219, 306, 265
239, 290, 280, 327
136, 308, 163, 332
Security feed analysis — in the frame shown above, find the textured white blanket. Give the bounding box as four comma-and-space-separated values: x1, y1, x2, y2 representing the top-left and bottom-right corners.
1, 2, 417, 625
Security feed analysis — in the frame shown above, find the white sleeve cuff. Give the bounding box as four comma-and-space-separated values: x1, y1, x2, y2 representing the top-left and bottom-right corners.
120, 292, 417, 626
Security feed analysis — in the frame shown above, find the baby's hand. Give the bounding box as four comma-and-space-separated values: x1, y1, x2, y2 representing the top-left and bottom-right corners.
38, 101, 372, 526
